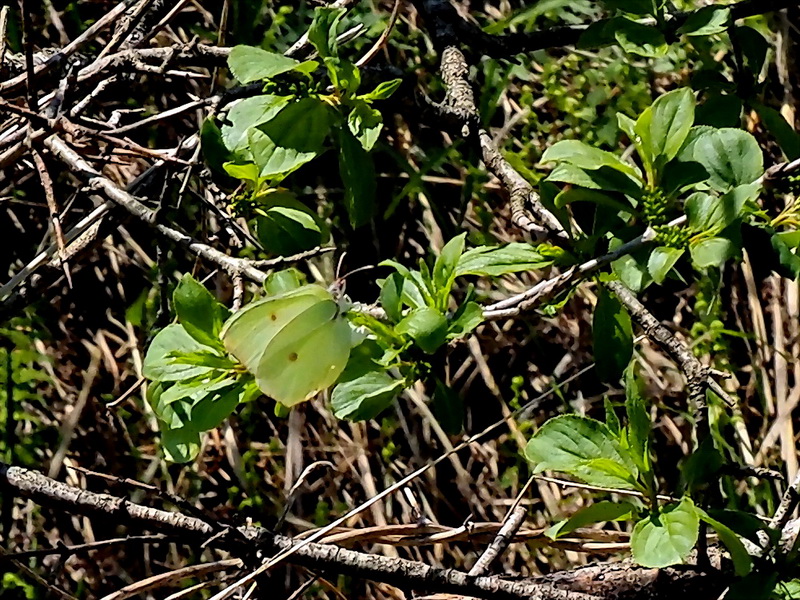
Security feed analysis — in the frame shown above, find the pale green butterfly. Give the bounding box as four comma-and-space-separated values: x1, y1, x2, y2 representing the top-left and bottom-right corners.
220, 284, 352, 406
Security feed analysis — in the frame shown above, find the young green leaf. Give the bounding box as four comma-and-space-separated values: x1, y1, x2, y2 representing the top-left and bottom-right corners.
634, 88, 696, 168
264, 269, 305, 296
455, 243, 555, 277
613, 19, 667, 57
396, 307, 449, 354
677, 6, 730, 37
433, 234, 466, 307
338, 126, 377, 228
447, 301, 483, 339
631, 497, 700, 568
525, 415, 640, 490
686, 184, 758, 234
695, 508, 753, 576
227, 46, 316, 84
221, 95, 293, 155
325, 57, 361, 97
380, 272, 405, 322
547, 163, 643, 198
359, 78, 402, 102
248, 98, 333, 178
647, 246, 684, 284
332, 371, 406, 420
546, 501, 636, 540
624, 365, 652, 476
690, 237, 737, 269
255, 192, 328, 256
593, 287, 633, 383
689, 128, 763, 191
143, 325, 218, 382
541, 140, 639, 177
161, 424, 202, 463
173, 275, 227, 350
308, 7, 346, 58
347, 100, 383, 151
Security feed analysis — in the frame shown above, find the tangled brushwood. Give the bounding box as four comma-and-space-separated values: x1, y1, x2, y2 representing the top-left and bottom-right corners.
1, 1, 800, 599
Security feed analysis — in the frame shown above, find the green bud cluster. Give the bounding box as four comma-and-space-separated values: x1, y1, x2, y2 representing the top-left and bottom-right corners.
642, 188, 669, 225
262, 73, 316, 97
653, 224, 690, 248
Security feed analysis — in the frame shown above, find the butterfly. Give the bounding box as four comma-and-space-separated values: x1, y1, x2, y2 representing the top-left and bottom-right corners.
221, 284, 352, 406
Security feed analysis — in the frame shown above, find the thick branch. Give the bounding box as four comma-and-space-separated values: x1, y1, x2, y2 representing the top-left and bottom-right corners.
435, 45, 567, 241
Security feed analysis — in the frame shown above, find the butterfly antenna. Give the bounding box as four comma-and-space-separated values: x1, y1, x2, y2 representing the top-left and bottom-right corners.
335, 252, 347, 280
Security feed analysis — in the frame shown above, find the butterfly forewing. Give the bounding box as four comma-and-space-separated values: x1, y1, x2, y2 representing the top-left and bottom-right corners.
256, 298, 352, 405
220, 285, 329, 375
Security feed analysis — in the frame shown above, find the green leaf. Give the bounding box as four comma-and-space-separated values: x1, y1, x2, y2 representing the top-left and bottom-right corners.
681, 437, 724, 493
635, 88, 696, 166
686, 183, 758, 233
173, 275, 226, 350
255, 192, 328, 256
227, 46, 317, 84
546, 501, 636, 540
547, 163, 642, 198
593, 287, 633, 383
604, 397, 621, 435
690, 237, 737, 269
161, 424, 201, 463
379, 260, 432, 308
554, 187, 635, 214
332, 371, 406, 420
624, 365, 651, 475
201, 117, 233, 176
189, 380, 249, 431
433, 234, 466, 306
611, 242, 652, 292
396, 307, 449, 354
223, 161, 260, 183
525, 415, 639, 489
678, 6, 730, 37
249, 98, 333, 178
661, 160, 709, 198
264, 268, 305, 296
447, 301, 483, 339
772, 230, 800, 280
542, 140, 638, 177
432, 378, 463, 435
689, 128, 763, 191
456, 243, 554, 277
325, 57, 361, 97
143, 325, 216, 382
613, 19, 667, 57
347, 100, 382, 151
308, 7, 346, 58
696, 508, 753, 576
631, 497, 700, 568
338, 126, 377, 228
359, 78, 402, 101
648, 246, 684, 284
754, 104, 800, 161
222, 95, 293, 155
380, 272, 405, 322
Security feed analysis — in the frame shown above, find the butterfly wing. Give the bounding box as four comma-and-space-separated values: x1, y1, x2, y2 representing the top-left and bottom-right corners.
256, 298, 352, 406
220, 285, 328, 375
